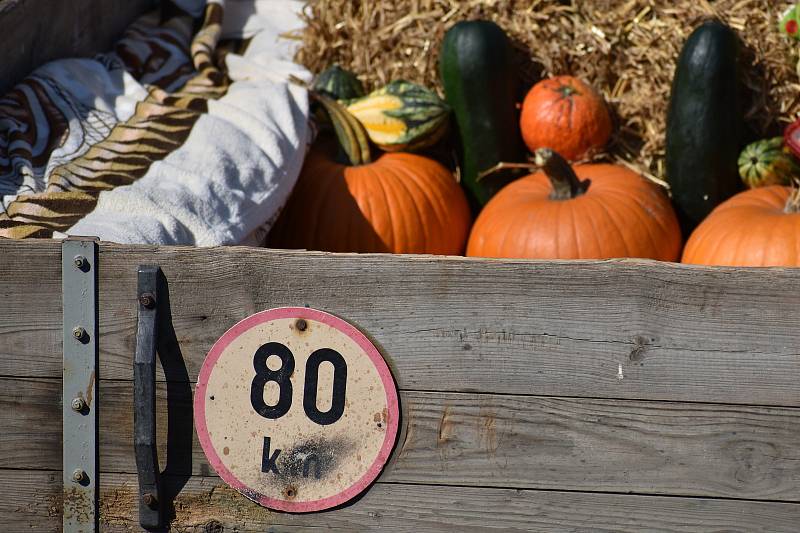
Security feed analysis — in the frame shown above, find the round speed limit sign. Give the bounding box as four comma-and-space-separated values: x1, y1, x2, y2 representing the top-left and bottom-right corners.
194, 307, 400, 512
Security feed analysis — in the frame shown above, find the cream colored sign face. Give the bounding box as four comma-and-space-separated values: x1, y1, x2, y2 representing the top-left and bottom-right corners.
195, 307, 399, 513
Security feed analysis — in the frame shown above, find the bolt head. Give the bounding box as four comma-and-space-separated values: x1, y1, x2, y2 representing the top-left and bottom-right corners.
72, 326, 86, 340
71, 397, 86, 411
139, 293, 155, 309
72, 469, 85, 482
73, 255, 87, 269
142, 492, 156, 507
295, 319, 307, 332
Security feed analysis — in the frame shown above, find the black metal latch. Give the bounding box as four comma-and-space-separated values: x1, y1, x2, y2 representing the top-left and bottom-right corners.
134, 265, 163, 529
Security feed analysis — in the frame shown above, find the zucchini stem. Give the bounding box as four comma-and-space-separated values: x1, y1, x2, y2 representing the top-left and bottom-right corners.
534, 148, 590, 200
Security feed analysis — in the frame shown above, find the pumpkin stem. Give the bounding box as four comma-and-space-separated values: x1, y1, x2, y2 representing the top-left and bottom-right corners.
557, 85, 579, 98
534, 148, 590, 200
308, 90, 372, 165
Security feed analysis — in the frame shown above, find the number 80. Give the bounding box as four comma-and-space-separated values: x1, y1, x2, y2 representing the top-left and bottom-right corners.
250, 342, 348, 426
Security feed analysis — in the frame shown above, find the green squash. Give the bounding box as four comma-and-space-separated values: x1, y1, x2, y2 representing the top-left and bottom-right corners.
312, 65, 365, 101
738, 137, 800, 188
665, 21, 743, 235
439, 20, 524, 209
344, 80, 450, 152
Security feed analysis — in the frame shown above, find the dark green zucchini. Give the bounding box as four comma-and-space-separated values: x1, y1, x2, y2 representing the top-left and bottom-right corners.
666, 20, 744, 236
439, 21, 524, 209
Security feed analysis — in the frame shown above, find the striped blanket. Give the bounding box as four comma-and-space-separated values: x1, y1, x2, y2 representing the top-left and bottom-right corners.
0, 0, 310, 245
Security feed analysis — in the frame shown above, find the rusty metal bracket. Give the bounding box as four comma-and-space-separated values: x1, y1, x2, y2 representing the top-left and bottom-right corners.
62, 238, 99, 533
134, 265, 163, 530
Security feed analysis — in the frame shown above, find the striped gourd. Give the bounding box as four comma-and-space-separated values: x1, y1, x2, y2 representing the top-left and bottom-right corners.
312, 65, 365, 101
738, 137, 800, 188
344, 80, 450, 152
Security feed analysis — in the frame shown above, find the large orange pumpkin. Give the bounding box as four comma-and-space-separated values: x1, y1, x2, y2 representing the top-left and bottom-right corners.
520, 76, 613, 161
682, 185, 800, 266
467, 148, 681, 260
268, 139, 471, 254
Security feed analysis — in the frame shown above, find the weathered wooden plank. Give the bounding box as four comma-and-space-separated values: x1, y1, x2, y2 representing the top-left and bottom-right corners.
90, 387, 800, 502
0, 378, 62, 469
4, 377, 799, 501
0, 470, 60, 533
97, 477, 800, 533
4, 469, 800, 532
0, 0, 155, 93
1, 240, 799, 406
94, 243, 800, 406
0, 241, 61, 377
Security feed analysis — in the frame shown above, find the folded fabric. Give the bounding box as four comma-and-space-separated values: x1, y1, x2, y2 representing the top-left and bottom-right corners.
0, 0, 311, 246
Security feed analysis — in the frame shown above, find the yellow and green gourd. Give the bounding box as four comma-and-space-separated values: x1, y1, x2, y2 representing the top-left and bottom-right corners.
344, 80, 450, 152
738, 137, 800, 188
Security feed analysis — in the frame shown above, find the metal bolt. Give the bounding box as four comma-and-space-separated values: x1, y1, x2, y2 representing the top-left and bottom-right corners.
72, 468, 85, 483
139, 293, 155, 309
72, 326, 86, 340
142, 493, 156, 507
71, 397, 86, 412
73, 255, 87, 270
295, 319, 307, 332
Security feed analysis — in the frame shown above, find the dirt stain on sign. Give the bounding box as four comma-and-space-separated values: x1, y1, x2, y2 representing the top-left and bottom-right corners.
273, 436, 354, 487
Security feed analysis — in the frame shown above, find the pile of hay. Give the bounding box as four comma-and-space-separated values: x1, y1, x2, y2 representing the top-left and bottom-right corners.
294, 0, 800, 184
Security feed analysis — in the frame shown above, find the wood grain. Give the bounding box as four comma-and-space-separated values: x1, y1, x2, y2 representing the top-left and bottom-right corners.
0, 0, 155, 93
4, 469, 799, 532
0, 240, 798, 407
97, 477, 800, 533
0, 469, 60, 533
0, 241, 61, 377
4, 377, 799, 501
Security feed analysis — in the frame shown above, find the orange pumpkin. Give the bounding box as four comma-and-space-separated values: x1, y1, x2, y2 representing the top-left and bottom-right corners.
682, 185, 800, 266
268, 139, 471, 254
467, 148, 681, 260
520, 76, 613, 161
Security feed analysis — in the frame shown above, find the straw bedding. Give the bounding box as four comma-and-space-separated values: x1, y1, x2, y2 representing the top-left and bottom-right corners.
294, 0, 800, 184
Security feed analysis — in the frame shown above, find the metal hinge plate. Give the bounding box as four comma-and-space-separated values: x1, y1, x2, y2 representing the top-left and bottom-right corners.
62, 238, 99, 533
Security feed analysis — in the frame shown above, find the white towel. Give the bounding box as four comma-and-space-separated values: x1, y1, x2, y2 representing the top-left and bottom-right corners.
67, 0, 311, 245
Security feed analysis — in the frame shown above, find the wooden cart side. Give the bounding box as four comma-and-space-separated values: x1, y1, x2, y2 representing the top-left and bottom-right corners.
6, 469, 800, 533
4, 377, 800, 498
3, 240, 799, 405
1, 240, 799, 531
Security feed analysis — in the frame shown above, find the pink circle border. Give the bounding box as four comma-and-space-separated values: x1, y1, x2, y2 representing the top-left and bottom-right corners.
194, 307, 400, 513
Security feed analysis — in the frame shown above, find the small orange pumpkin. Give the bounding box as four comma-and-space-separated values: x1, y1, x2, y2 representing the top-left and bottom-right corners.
467, 149, 681, 260
682, 185, 800, 266
520, 76, 613, 161
268, 138, 471, 254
